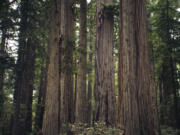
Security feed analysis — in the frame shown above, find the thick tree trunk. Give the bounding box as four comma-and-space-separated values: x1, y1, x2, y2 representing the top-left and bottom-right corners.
118, 0, 159, 135
42, 0, 61, 135
12, 1, 36, 135
60, 0, 74, 127
12, 39, 35, 135
75, 0, 87, 123
94, 0, 115, 126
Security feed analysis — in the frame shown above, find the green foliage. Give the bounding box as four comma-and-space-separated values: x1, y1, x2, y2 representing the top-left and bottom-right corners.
161, 125, 180, 135
0, 52, 15, 70
148, 0, 180, 128
0, 0, 17, 32
100, 2, 119, 16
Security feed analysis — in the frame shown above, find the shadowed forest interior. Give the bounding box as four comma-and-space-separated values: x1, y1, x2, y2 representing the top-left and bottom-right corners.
0, 0, 180, 135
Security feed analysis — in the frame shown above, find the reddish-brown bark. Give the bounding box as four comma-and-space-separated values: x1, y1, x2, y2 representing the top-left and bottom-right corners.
118, 0, 159, 134
94, 0, 116, 126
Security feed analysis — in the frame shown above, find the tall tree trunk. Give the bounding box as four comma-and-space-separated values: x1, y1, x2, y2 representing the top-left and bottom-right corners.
75, 0, 87, 123
87, 25, 93, 124
159, 77, 164, 124
170, 55, 179, 128
12, 1, 36, 135
73, 56, 78, 123
60, 0, 74, 127
0, 29, 6, 93
0, 29, 6, 135
74, 71, 77, 122
94, 0, 115, 126
42, 0, 61, 135
12, 38, 35, 135
35, 61, 47, 131
118, 0, 159, 134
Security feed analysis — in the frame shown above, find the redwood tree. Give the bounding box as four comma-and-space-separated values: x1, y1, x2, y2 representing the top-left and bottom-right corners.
60, 0, 74, 125
12, 0, 36, 135
94, 0, 116, 125
42, 0, 61, 134
118, 0, 159, 134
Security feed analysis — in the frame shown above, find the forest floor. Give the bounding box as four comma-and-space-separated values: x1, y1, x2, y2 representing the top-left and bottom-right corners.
161, 125, 180, 135
58, 124, 180, 135
60, 123, 124, 135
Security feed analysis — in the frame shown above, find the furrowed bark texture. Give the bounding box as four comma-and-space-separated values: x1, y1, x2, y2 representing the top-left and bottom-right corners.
76, 0, 87, 123
94, 0, 116, 125
60, 0, 74, 125
118, 0, 159, 135
12, 1, 36, 135
42, 0, 61, 135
